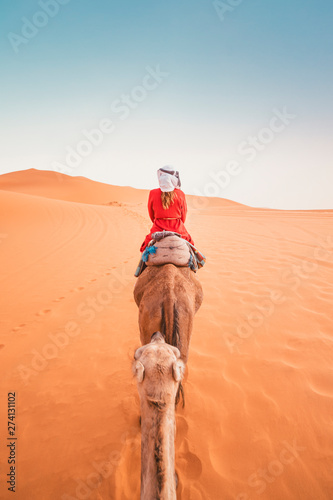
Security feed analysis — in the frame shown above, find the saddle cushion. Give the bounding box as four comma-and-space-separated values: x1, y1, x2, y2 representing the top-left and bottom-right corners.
145, 235, 191, 267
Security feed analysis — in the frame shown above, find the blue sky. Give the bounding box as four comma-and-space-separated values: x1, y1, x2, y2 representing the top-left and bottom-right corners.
1, 0, 332, 208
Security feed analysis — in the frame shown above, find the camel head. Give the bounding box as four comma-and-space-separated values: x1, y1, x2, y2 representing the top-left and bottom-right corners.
133, 332, 185, 407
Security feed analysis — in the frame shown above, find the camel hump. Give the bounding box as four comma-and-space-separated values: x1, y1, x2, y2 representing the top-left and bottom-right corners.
134, 264, 201, 308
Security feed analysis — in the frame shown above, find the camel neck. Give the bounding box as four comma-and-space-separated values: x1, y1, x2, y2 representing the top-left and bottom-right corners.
140, 399, 177, 500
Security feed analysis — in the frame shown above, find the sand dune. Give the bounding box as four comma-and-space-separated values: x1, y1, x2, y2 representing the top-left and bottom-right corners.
0, 169, 333, 499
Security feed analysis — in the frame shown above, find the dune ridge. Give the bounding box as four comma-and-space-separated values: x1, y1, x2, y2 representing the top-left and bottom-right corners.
0, 169, 333, 499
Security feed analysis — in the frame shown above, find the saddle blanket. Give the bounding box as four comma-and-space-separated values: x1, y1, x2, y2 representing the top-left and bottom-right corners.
134, 231, 206, 277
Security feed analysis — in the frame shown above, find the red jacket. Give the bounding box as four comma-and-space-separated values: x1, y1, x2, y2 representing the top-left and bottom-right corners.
140, 188, 194, 252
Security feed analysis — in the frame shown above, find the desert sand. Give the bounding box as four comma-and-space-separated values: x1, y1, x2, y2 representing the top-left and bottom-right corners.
0, 168, 332, 500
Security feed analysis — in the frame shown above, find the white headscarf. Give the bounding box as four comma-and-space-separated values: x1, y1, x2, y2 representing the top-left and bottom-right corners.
157, 165, 181, 192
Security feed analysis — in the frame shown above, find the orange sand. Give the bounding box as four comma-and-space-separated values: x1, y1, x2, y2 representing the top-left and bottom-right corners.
0, 168, 332, 500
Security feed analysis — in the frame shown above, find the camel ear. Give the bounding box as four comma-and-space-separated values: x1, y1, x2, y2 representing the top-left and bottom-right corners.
134, 361, 145, 383
172, 360, 185, 382
170, 346, 181, 358
134, 346, 145, 360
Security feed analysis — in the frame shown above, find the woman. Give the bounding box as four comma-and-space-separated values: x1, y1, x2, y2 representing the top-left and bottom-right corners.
140, 166, 194, 252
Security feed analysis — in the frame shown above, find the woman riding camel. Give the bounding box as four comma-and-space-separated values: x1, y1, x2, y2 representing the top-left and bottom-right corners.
140, 166, 194, 252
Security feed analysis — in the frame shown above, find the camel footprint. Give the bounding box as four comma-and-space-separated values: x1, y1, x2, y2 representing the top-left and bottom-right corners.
12, 323, 26, 332
53, 296, 65, 303
104, 267, 117, 276
176, 415, 189, 438
70, 286, 85, 292
36, 309, 52, 317
177, 438, 203, 480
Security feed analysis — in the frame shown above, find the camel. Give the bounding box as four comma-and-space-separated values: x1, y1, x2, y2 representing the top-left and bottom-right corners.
133, 331, 185, 500
133, 264, 203, 363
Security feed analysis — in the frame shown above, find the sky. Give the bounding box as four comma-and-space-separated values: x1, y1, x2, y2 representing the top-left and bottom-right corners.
1, 0, 332, 209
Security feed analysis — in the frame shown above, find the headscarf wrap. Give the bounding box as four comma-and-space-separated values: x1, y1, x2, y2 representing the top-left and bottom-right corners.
157, 165, 181, 192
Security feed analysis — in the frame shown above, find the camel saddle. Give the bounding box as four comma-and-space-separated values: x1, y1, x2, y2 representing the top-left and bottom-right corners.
145, 232, 191, 267
134, 231, 206, 277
